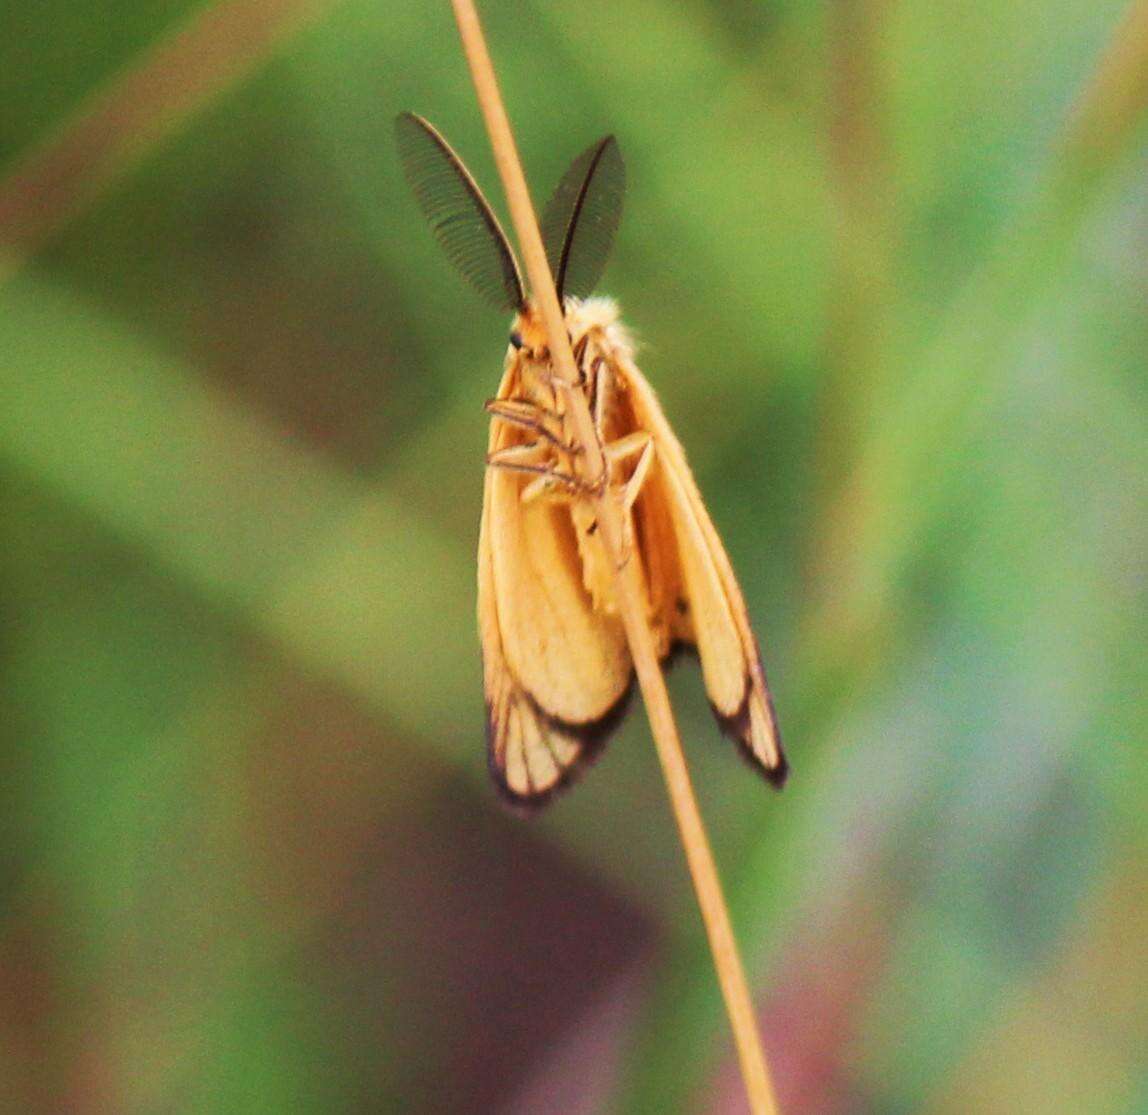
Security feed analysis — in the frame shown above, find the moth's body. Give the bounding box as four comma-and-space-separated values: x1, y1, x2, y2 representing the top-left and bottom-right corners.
479, 297, 785, 804
397, 111, 786, 807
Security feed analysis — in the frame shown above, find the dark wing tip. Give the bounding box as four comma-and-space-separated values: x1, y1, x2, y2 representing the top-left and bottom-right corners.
485, 677, 634, 814
710, 682, 789, 792
485, 738, 554, 816
761, 748, 789, 789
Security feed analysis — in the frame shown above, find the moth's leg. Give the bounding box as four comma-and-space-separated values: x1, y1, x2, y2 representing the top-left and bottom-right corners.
617, 435, 655, 512
486, 441, 551, 470
484, 397, 564, 426
598, 432, 655, 565
485, 399, 569, 452
603, 431, 654, 503
484, 397, 548, 423
486, 445, 580, 489
603, 430, 651, 465
592, 356, 609, 434
571, 334, 590, 386
520, 474, 576, 505
543, 348, 610, 486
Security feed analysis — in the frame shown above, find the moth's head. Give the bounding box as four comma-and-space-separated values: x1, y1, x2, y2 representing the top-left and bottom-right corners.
508, 296, 626, 368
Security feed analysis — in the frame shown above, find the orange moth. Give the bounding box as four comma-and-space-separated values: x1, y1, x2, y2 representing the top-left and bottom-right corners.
396, 112, 787, 807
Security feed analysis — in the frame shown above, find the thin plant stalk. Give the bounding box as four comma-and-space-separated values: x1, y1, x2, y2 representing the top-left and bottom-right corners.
448, 2, 782, 1111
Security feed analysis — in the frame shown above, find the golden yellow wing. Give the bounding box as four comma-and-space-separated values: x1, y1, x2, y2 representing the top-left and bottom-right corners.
622, 357, 788, 786
478, 364, 633, 807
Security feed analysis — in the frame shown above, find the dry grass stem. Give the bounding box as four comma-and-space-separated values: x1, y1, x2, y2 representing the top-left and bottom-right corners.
448, 1, 781, 1111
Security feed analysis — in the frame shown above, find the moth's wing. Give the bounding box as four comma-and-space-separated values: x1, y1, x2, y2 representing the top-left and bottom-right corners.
621, 360, 788, 786
478, 364, 633, 807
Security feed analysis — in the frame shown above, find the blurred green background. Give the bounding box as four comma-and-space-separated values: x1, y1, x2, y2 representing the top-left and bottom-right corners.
2, 0, 1146, 1112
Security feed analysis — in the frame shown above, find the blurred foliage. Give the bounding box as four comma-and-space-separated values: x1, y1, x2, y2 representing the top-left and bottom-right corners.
2, 0, 1146, 1112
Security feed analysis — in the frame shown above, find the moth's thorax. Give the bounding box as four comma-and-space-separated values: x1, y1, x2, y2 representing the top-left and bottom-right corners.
508, 296, 635, 416
500, 296, 636, 615
509, 296, 633, 366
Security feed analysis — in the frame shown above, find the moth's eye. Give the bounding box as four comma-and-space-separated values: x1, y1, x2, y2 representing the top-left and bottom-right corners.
509, 331, 524, 350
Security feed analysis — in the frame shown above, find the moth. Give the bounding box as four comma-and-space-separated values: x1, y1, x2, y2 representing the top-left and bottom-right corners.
396, 112, 787, 807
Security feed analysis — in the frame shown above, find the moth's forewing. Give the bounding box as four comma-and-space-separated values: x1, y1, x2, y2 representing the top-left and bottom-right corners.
479, 477, 603, 805
479, 356, 633, 806
618, 353, 788, 785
